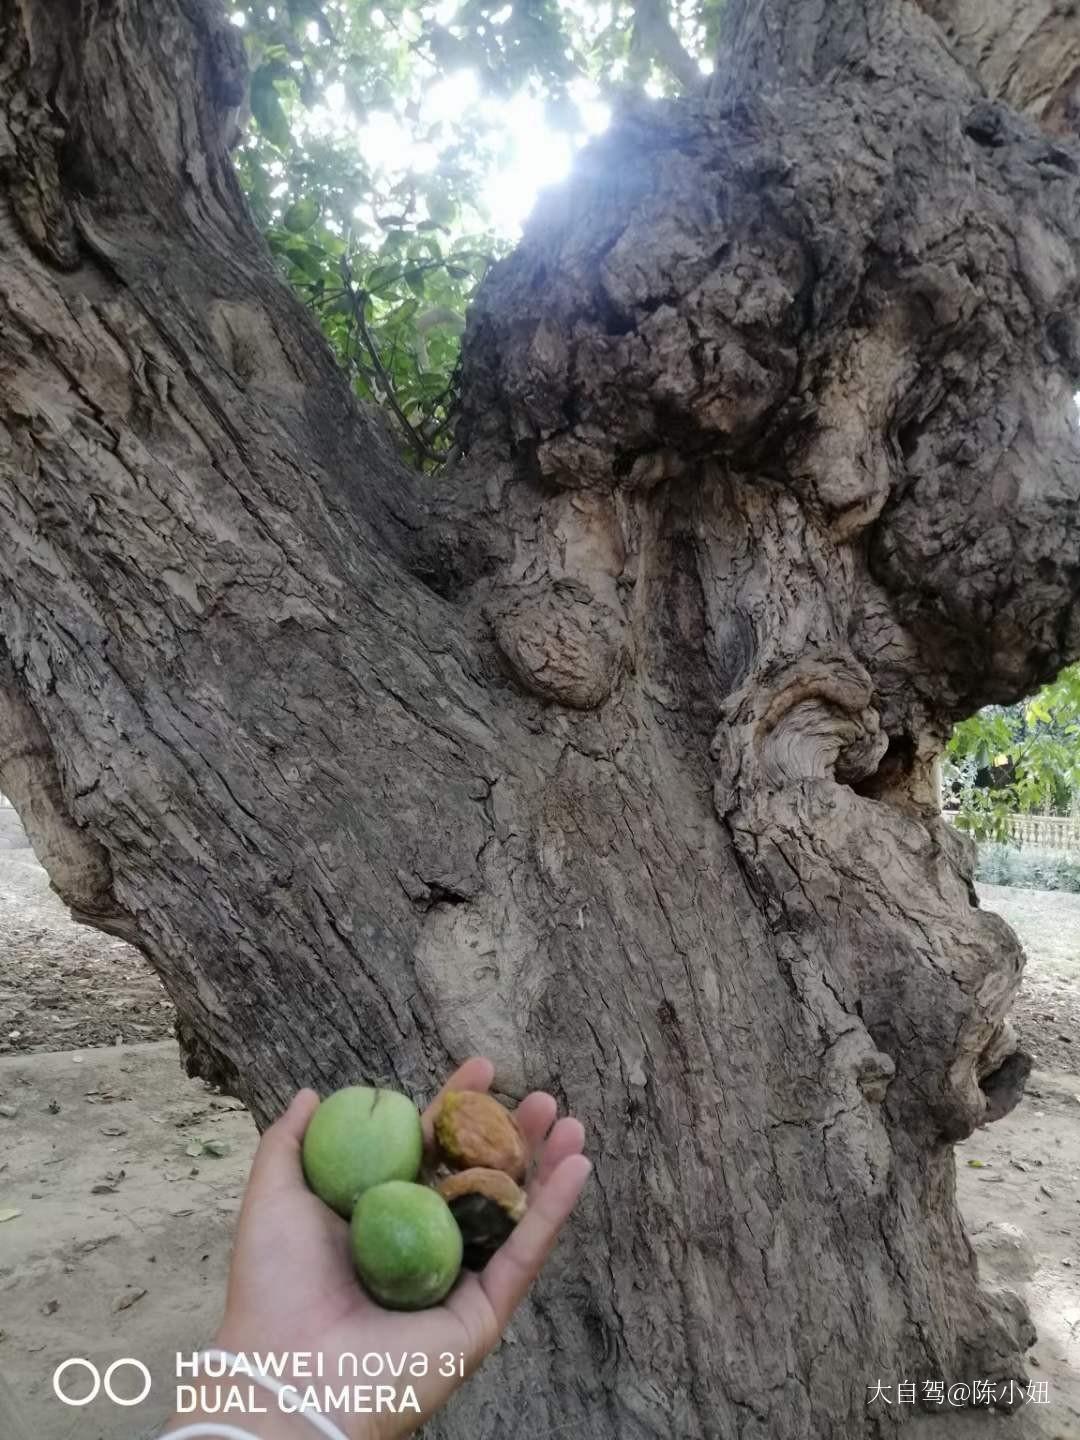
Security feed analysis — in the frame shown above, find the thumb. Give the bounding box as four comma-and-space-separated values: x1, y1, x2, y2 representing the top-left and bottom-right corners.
247, 1088, 320, 1197
272, 1088, 321, 1143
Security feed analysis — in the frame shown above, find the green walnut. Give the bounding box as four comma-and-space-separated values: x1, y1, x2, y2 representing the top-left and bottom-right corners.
350, 1180, 463, 1310
302, 1086, 423, 1218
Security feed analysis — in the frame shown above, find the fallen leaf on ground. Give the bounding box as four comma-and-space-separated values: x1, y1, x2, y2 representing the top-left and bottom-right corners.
74, 1235, 119, 1254
112, 1290, 147, 1313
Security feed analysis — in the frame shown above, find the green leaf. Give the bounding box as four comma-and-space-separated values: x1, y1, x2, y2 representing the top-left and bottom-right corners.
416, 305, 465, 334
287, 0, 323, 26
417, 370, 453, 397
250, 65, 292, 151
284, 242, 328, 280
426, 192, 456, 227
366, 263, 402, 292
284, 197, 320, 232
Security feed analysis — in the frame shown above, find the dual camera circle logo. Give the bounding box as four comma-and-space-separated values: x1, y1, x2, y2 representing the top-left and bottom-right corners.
52, 1357, 152, 1407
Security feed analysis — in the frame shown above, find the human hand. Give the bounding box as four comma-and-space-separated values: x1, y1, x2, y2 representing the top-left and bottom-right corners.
165, 1058, 590, 1440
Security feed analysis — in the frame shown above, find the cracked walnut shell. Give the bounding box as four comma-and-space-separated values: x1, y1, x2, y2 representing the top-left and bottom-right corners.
436, 1167, 527, 1270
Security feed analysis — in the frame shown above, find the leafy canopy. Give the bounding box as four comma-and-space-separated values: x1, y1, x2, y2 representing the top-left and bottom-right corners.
228, 0, 722, 465
944, 665, 1080, 842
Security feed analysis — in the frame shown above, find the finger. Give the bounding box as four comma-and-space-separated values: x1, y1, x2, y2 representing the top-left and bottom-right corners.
530, 1116, 585, 1195
246, 1088, 320, 1197
512, 1091, 557, 1163
480, 1154, 591, 1328
274, 1087, 321, 1143
422, 1056, 495, 1146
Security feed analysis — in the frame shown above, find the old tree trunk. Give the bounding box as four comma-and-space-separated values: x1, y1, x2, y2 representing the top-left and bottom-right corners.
3, 0, 1080, 1434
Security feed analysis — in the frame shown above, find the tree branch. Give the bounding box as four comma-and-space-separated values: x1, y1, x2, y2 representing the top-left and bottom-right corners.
710, 0, 851, 95
708, 0, 922, 101
0, 645, 130, 929
918, 0, 1080, 135
630, 0, 702, 92
347, 282, 440, 464
713, 0, 1080, 134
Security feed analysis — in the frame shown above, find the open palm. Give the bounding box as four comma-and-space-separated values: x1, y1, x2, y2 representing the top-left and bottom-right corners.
196, 1058, 590, 1440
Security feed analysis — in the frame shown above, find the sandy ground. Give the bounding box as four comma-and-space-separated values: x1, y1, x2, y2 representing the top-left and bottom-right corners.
956, 1070, 1080, 1439
0, 1042, 256, 1440
0, 810, 1077, 1437
0, 809, 173, 1056
980, 884, 1080, 1076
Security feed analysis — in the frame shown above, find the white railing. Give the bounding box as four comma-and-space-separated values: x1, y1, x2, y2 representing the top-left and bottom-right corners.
944, 810, 1080, 852
1005, 813, 1080, 852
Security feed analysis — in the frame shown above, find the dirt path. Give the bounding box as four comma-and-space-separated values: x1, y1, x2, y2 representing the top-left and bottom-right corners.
980, 884, 1080, 1076
957, 1071, 1080, 1438
953, 885, 1080, 1440
0, 810, 173, 1055
0, 1042, 256, 1440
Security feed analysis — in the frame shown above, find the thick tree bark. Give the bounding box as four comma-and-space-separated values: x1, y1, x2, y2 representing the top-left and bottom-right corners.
2, 1, 1079, 1436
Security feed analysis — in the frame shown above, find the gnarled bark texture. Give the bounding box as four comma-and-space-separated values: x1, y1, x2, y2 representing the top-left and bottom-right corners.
2, 0, 1079, 1435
